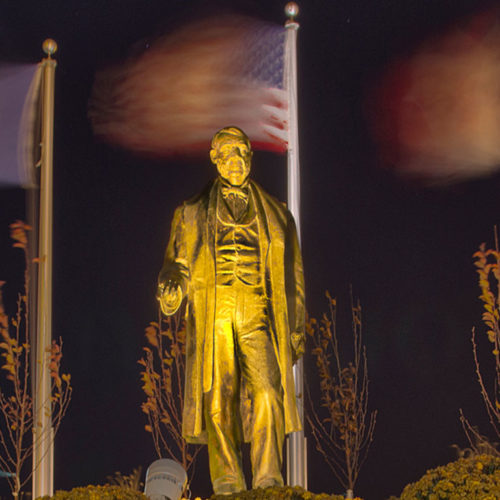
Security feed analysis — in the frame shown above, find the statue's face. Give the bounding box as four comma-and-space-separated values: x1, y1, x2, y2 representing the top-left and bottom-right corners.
210, 136, 252, 187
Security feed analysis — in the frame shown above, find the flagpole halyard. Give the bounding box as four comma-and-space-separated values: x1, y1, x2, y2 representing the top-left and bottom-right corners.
32, 38, 57, 499
284, 2, 307, 491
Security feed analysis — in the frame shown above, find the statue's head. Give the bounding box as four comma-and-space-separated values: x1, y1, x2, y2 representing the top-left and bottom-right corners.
210, 126, 252, 187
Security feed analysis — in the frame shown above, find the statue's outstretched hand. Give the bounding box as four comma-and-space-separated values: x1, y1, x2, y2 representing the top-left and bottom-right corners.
157, 278, 183, 315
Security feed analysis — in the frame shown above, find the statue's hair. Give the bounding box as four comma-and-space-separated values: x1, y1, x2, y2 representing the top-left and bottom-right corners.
211, 126, 250, 150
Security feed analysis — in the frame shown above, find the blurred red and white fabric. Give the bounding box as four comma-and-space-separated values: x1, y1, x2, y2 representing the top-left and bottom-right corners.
89, 16, 289, 157
0, 63, 41, 187
367, 7, 500, 183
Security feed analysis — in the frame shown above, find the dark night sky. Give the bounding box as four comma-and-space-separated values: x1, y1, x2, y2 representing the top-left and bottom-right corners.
1, 1, 500, 499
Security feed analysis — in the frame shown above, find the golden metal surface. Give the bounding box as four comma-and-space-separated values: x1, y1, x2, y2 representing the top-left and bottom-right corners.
42, 38, 58, 57
285, 2, 299, 21
158, 127, 305, 494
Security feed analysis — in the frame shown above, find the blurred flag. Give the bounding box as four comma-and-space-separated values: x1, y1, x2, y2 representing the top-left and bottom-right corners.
0, 63, 41, 187
89, 15, 289, 157
367, 7, 500, 184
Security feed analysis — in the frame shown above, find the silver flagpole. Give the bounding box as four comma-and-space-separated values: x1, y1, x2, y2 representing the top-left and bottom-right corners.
33, 39, 57, 499
284, 2, 307, 489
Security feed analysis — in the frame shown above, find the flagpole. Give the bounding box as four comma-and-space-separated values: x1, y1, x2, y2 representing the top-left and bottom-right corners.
33, 38, 57, 499
284, 2, 307, 490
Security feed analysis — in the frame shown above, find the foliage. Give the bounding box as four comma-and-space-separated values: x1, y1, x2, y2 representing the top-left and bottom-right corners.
0, 221, 72, 497
398, 454, 500, 500
38, 486, 361, 500
38, 485, 147, 499
461, 229, 500, 455
306, 292, 377, 495
138, 308, 201, 476
452, 426, 499, 459
105, 466, 143, 491
209, 485, 359, 500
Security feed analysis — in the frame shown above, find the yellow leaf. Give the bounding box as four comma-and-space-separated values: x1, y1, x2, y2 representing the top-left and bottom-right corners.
145, 326, 158, 347
2, 364, 15, 375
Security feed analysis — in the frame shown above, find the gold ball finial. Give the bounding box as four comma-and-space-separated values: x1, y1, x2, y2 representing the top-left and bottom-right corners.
285, 2, 299, 20
42, 39, 58, 57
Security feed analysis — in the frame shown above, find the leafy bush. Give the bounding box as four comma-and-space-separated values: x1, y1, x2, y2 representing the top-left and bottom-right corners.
39, 485, 147, 499
105, 467, 143, 491
39, 485, 361, 500
209, 485, 349, 500
398, 454, 500, 499
38, 485, 356, 500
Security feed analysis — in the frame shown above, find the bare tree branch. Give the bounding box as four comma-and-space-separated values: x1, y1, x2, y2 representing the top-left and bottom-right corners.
461, 228, 500, 454
0, 221, 72, 497
306, 292, 377, 495
138, 307, 201, 488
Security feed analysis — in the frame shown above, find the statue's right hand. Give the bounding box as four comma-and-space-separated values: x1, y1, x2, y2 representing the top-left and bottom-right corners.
157, 278, 183, 315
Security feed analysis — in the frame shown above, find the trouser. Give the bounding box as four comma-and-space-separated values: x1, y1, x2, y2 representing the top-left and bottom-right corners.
204, 282, 285, 494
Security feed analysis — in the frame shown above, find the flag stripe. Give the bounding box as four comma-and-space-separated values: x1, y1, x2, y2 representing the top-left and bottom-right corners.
89, 16, 289, 158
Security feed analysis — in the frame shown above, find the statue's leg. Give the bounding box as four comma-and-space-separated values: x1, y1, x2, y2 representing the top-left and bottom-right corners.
235, 284, 285, 489
204, 286, 246, 495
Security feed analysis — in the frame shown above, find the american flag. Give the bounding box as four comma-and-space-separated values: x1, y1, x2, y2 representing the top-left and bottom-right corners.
0, 63, 41, 187
367, 6, 500, 184
89, 15, 289, 157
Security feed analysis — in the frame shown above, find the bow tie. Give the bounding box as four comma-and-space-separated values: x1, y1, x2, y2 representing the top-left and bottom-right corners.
221, 185, 249, 202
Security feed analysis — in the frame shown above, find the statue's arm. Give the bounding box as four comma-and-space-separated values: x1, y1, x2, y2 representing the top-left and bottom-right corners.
157, 205, 189, 315
285, 212, 306, 363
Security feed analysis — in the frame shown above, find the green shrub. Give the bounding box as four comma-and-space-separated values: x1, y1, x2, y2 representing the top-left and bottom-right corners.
398, 454, 500, 500
39, 485, 147, 499
38, 485, 353, 500
209, 485, 346, 500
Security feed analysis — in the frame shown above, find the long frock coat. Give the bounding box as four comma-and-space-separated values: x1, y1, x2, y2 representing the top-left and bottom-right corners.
159, 177, 305, 444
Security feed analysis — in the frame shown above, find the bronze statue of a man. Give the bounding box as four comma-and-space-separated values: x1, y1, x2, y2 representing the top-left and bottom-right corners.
157, 126, 305, 494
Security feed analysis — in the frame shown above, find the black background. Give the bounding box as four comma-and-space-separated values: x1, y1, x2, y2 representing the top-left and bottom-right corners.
1, 1, 499, 499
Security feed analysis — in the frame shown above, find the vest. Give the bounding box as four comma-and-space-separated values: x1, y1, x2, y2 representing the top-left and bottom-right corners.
215, 190, 261, 287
